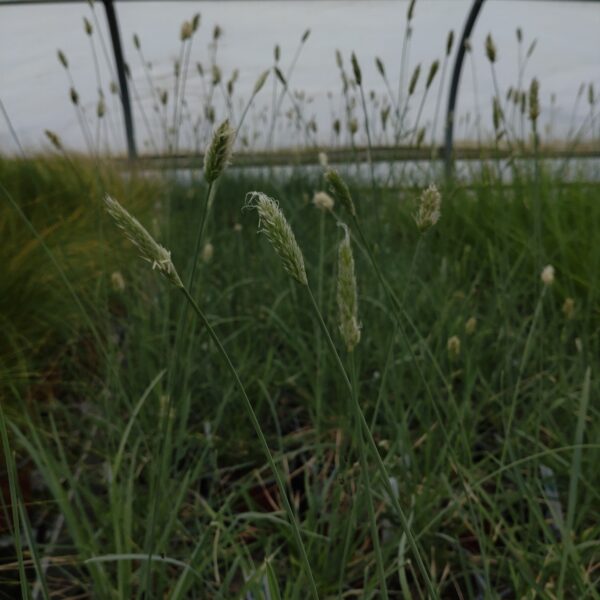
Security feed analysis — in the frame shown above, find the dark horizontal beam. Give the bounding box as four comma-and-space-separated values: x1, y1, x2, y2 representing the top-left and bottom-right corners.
3, 0, 598, 4
112, 143, 600, 171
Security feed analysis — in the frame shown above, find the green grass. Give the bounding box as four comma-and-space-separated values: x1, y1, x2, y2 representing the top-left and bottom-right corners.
1, 155, 599, 598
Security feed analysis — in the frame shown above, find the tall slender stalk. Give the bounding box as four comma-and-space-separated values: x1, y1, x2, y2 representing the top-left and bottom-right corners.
267, 30, 311, 150
305, 287, 438, 599
349, 353, 389, 599
180, 287, 319, 599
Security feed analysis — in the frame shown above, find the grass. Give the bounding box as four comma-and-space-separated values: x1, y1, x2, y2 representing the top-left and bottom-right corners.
1, 4, 599, 596
1, 152, 599, 597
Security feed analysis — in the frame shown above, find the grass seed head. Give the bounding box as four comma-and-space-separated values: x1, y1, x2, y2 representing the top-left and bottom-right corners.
246, 192, 308, 286
409, 64, 421, 95
351, 52, 362, 85
447, 335, 461, 359
191, 13, 200, 32
57, 50, 68, 68
446, 30, 454, 56
45, 130, 63, 150
84, 17, 93, 36
253, 70, 270, 95
104, 195, 182, 288
426, 60, 439, 89
180, 20, 193, 41
485, 34, 497, 63
562, 297, 575, 319
275, 67, 286, 86
529, 78, 540, 123
492, 97, 503, 131
541, 264, 554, 286
97, 99, 105, 118
313, 191, 334, 212
202, 241, 214, 263
414, 184, 442, 232
211, 65, 221, 85
111, 271, 126, 292
204, 119, 235, 184
465, 317, 477, 335
325, 169, 356, 216
337, 224, 361, 352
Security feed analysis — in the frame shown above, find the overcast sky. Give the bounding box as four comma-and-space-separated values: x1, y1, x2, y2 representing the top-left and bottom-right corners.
1, 0, 599, 153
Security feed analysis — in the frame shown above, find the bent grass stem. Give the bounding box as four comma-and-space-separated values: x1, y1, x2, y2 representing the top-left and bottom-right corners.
179, 286, 320, 600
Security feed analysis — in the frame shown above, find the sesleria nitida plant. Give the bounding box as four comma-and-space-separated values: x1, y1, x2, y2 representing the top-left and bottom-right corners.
103, 193, 319, 599
245, 190, 438, 598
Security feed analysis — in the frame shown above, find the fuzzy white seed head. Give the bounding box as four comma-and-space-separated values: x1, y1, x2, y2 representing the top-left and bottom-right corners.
104, 195, 182, 288
204, 119, 235, 184
541, 264, 555, 286
414, 184, 442, 232
246, 192, 308, 286
447, 335, 461, 359
337, 225, 361, 352
313, 191, 334, 212
318, 151, 329, 168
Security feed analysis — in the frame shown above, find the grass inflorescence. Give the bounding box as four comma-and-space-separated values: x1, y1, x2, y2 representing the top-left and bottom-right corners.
1, 7, 599, 598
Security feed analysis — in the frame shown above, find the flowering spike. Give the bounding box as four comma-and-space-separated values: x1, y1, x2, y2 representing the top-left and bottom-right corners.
246, 192, 308, 286
414, 184, 442, 232
204, 120, 235, 184
337, 225, 361, 352
104, 195, 182, 288
325, 169, 356, 217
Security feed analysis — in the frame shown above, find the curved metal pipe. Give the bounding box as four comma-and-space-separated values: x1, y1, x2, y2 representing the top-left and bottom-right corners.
103, 0, 137, 159
444, 0, 485, 179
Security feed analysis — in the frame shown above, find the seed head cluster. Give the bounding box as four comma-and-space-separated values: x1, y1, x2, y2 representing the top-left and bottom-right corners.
325, 169, 356, 216
312, 191, 334, 212
485, 34, 497, 63
246, 192, 308, 286
414, 184, 442, 232
104, 195, 182, 288
529, 78, 540, 123
204, 120, 235, 184
337, 225, 361, 352
253, 70, 270, 95
541, 264, 554, 286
